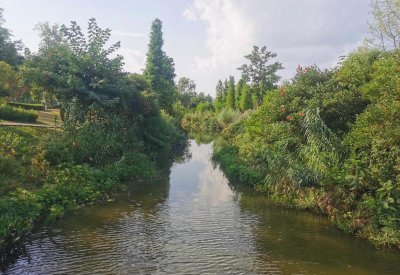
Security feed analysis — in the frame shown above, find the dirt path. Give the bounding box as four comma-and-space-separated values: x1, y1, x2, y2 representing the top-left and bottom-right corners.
0, 122, 58, 128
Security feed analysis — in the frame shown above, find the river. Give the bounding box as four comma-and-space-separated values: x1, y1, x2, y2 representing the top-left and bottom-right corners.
2, 140, 400, 274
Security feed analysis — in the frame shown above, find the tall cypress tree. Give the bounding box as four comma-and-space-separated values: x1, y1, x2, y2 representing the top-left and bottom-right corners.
223, 79, 229, 98
215, 79, 224, 101
144, 19, 175, 112
239, 83, 252, 111
235, 78, 245, 109
226, 76, 235, 110
214, 79, 225, 111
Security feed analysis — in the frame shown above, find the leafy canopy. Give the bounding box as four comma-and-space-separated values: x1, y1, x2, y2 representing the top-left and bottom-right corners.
144, 19, 175, 112
0, 9, 23, 67
238, 45, 283, 103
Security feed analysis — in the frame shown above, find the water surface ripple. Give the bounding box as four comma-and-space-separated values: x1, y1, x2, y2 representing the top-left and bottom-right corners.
2, 141, 400, 274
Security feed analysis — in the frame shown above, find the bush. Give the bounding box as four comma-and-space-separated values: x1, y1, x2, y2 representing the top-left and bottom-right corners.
7, 102, 45, 111
0, 127, 50, 196
0, 105, 38, 123
182, 111, 220, 133
0, 188, 42, 256
0, 165, 121, 257
184, 49, 400, 247
216, 109, 241, 128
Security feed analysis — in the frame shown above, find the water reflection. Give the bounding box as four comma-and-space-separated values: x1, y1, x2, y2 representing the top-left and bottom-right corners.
2, 140, 400, 274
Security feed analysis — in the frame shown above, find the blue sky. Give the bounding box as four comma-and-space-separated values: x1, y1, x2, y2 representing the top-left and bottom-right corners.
0, 0, 372, 96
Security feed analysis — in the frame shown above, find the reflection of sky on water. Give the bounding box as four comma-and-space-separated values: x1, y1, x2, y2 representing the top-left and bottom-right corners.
3, 140, 400, 275
169, 140, 234, 206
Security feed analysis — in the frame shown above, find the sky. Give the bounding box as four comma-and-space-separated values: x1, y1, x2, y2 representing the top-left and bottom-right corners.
0, 0, 372, 96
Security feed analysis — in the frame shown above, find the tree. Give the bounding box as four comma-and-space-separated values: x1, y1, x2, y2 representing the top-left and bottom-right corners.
215, 79, 224, 101
144, 19, 175, 112
238, 45, 283, 104
235, 78, 245, 109
176, 77, 196, 108
367, 0, 400, 50
226, 76, 236, 109
25, 19, 134, 121
189, 92, 212, 109
0, 60, 15, 98
18, 23, 68, 108
0, 9, 23, 67
239, 83, 252, 111
35, 22, 67, 52
223, 79, 229, 96
214, 79, 225, 110
128, 73, 149, 93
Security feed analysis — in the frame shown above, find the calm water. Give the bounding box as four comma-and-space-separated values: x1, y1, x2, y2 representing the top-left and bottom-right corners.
2, 141, 400, 274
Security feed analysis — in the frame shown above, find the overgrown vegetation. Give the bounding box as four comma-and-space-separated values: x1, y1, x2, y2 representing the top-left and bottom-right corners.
1, 0, 400, 260
0, 14, 188, 258
184, 43, 400, 247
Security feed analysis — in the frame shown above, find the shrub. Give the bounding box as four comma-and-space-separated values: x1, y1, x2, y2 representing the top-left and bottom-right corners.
7, 102, 45, 111
216, 109, 241, 128
0, 105, 38, 123
0, 188, 42, 255
0, 165, 120, 257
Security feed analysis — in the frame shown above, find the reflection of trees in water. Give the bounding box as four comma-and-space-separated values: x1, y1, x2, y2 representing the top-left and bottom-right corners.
208, 138, 400, 274
155, 135, 192, 171
171, 136, 192, 164
236, 190, 400, 275
128, 177, 170, 213
0, 243, 28, 272
1, 137, 192, 272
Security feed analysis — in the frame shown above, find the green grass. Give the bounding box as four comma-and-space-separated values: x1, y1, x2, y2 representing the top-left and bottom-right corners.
0, 126, 50, 196
37, 109, 61, 126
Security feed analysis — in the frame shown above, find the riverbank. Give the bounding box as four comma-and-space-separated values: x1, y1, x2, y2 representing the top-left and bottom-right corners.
209, 136, 400, 249
184, 105, 400, 250
0, 121, 187, 259
182, 49, 400, 249
3, 140, 400, 274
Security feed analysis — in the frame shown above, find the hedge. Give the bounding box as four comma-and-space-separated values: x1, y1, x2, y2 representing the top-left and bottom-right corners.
7, 102, 45, 111
0, 105, 38, 123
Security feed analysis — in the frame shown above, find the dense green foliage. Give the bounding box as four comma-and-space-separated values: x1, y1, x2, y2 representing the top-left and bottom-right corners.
0, 9, 23, 67
0, 105, 38, 122
6, 102, 45, 111
238, 45, 283, 104
144, 19, 175, 113
184, 48, 400, 248
0, 61, 16, 98
0, 16, 187, 258
1, 0, 400, 258
0, 127, 48, 196
175, 77, 212, 110
213, 45, 282, 111
226, 76, 236, 110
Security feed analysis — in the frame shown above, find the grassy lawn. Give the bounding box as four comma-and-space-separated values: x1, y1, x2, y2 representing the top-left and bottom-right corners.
37, 109, 61, 126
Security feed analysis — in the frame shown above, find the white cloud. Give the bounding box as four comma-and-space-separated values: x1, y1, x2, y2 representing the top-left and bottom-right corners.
113, 31, 145, 38
182, 0, 371, 96
182, 7, 198, 21
118, 48, 145, 73
183, 0, 255, 72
